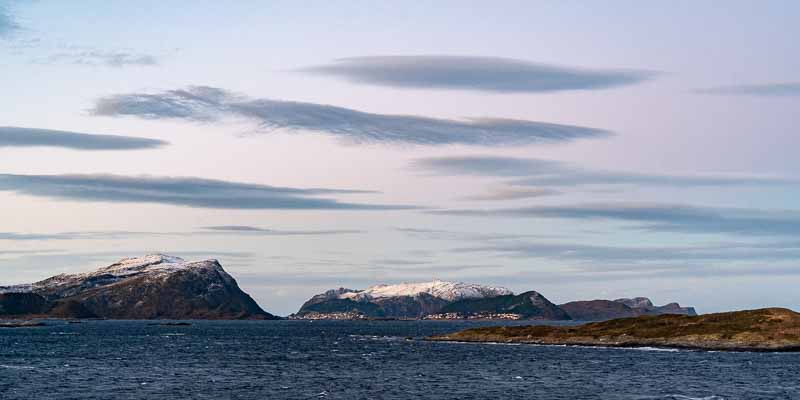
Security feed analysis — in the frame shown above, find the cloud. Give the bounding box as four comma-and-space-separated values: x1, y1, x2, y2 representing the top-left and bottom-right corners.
452, 239, 800, 282
200, 226, 364, 235
462, 186, 560, 201
0, 232, 84, 241
395, 227, 553, 241
0, 2, 156, 67
299, 56, 655, 93
413, 156, 559, 177
369, 258, 432, 266
413, 155, 797, 187
0, 4, 19, 38
91, 86, 609, 146
695, 82, 800, 97
0, 231, 169, 241
455, 240, 800, 264
0, 227, 365, 241
0, 249, 62, 257
0, 126, 167, 150
0, 173, 413, 210
432, 203, 800, 237
40, 50, 158, 67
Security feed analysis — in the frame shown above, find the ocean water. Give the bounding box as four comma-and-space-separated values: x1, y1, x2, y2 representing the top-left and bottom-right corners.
1, 320, 799, 400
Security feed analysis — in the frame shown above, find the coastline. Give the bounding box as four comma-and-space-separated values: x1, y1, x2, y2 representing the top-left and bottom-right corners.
426, 308, 800, 353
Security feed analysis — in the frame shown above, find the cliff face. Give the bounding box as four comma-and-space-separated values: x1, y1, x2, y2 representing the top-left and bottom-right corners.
429, 308, 800, 352
0, 254, 276, 320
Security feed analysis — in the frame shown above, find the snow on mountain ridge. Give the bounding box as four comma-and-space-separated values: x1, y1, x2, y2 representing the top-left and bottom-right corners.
339, 279, 512, 302
98, 254, 192, 276
0, 254, 224, 294
49, 254, 216, 281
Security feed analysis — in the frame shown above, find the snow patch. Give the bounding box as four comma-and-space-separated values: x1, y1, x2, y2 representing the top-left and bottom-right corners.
1, 254, 223, 294
339, 279, 512, 302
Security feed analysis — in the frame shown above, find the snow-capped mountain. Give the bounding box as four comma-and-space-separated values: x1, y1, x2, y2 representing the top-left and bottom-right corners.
339, 280, 512, 302
0, 254, 275, 320
26, 254, 235, 300
1, 255, 207, 296
295, 280, 514, 319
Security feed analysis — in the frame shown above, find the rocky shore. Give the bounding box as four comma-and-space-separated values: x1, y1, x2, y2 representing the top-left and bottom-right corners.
428, 308, 800, 352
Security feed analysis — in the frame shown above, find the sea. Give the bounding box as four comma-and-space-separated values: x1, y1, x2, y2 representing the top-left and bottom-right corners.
1, 320, 799, 400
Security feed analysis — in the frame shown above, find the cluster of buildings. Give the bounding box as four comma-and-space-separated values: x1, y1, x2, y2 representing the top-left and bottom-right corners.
424, 312, 523, 320
288, 311, 368, 320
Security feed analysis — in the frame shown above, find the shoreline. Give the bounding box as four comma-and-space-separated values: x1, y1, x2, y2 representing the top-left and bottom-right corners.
425, 337, 800, 353
425, 308, 800, 353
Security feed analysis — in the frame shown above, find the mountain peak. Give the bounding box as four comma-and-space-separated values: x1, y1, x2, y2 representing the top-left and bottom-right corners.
341, 280, 512, 302
296, 280, 513, 319
1, 255, 274, 320
614, 297, 654, 309
28, 255, 226, 292
100, 254, 186, 273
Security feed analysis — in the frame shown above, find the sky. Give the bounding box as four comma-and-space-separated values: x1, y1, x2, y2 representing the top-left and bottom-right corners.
1, 0, 799, 316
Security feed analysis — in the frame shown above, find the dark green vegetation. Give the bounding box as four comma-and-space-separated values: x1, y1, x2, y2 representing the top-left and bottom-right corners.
0, 293, 50, 315
298, 298, 386, 317
429, 308, 800, 351
440, 291, 571, 320
559, 300, 635, 320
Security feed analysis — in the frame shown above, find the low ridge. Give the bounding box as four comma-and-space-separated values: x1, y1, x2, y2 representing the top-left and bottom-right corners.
429, 308, 800, 352
560, 297, 697, 321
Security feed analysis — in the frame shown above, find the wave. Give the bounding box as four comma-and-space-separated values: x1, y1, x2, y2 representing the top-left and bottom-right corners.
639, 395, 725, 400
0, 364, 35, 370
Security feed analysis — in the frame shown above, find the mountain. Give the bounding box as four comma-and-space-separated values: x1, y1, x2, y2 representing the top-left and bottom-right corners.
0, 293, 50, 316
0, 254, 276, 320
429, 308, 800, 352
615, 297, 697, 316
559, 300, 636, 321
295, 281, 696, 321
294, 280, 512, 319
436, 291, 571, 320
559, 297, 697, 321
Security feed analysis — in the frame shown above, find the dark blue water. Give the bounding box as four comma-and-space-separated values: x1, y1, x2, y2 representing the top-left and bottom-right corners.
1, 320, 799, 399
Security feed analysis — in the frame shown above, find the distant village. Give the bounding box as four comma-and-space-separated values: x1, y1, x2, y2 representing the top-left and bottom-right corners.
288, 311, 524, 321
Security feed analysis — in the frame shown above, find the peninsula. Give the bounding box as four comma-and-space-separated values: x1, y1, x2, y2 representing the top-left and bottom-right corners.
428, 308, 800, 352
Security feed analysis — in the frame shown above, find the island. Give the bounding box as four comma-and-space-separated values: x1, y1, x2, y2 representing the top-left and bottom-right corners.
291, 280, 696, 321
427, 308, 800, 352
0, 254, 277, 320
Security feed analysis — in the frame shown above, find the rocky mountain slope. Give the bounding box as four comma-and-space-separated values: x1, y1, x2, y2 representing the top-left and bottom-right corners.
295, 280, 697, 321
294, 280, 512, 319
0, 254, 276, 320
429, 308, 800, 352
0, 293, 50, 316
437, 291, 571, 320
560, 297, 696, 321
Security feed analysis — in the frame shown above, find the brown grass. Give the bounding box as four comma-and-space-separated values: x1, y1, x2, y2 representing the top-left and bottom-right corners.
430, 308, 800, 351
